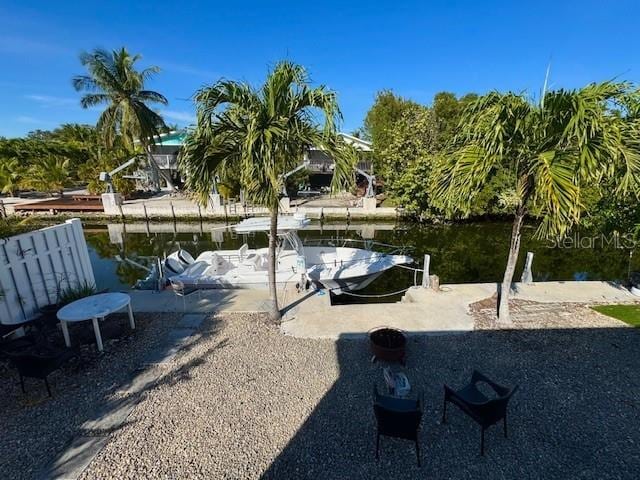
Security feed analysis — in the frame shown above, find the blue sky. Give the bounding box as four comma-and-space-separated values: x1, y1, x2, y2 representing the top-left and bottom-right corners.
1, 0, 638, 138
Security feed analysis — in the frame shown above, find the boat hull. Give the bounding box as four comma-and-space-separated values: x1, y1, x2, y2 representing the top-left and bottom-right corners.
314, 270, 385, 294
164, 243, 413, 294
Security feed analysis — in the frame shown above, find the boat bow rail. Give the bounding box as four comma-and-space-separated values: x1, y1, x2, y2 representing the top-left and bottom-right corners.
302, 237, 412, 256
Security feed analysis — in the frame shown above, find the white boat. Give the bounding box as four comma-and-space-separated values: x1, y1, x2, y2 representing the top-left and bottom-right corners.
162, 214, 413, 294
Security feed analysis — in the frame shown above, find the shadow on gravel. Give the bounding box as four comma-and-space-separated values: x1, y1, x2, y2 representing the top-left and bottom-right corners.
0, 289, 235, 480
262, 325, 640, 480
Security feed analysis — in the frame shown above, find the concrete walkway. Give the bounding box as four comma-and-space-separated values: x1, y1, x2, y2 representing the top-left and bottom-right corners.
127, 281, 638, 339
281, 281, 639, 339
404, 281, 638, 304
280, 286, 480, 339
129, 289, 273, 314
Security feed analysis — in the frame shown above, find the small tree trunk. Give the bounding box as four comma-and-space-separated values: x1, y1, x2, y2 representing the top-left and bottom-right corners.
267, 207, 281, 322
498, 205, 526, 323
145, 147, 176, 192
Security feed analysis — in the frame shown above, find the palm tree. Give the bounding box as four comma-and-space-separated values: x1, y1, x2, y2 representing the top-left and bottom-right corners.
178, 61, 355, 321
25, 156, 70, 196
72, 47, 176, 191
433, 81, 640, 322
0, 157, 22, 196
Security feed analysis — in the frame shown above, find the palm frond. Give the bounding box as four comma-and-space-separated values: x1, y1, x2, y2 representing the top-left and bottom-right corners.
432, 145, 500, 216
530, 150, 582, 237
180, 61, 350, 209
136, 90, 168, 105
72, 75, 98, 93
74, 47, 168, 147
79, 93, 111, 109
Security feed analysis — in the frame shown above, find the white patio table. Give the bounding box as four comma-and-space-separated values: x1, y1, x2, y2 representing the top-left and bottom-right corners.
56, 292, 135, 352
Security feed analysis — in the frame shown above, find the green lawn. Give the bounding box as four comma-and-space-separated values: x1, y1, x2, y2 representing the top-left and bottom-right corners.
591, 304, 640, 327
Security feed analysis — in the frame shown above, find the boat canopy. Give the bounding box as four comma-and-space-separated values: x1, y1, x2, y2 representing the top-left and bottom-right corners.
234, 214, 310, 233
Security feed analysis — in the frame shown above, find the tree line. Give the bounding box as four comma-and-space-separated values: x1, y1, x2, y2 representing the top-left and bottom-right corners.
0, 48, 177, 198
0, 123, 139, 196
363, 84, 640, 320
363, 89, 640, 235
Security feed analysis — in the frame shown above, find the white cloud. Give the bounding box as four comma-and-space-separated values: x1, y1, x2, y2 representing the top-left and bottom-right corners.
25, 94, 78, 108
163, 110, 196, 123
0, 35, 71, 56
16, 116, 45, 124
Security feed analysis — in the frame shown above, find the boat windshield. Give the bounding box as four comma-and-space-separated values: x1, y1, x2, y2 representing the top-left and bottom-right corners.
278, 231, 304, 258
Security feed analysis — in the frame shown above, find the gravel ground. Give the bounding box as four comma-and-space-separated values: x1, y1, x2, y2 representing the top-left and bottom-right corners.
0, 312, 181, 480
71, 303, 640, 480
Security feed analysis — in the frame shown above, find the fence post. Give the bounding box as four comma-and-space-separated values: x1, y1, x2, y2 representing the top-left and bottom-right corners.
521, 251, 534, 283
66, 218, 96, 287
422, 254, 431, 288
0, 199, 6, 218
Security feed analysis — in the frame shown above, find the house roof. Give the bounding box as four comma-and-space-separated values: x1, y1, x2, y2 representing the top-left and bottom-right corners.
151, 130, 373, 151
338, 133, 372, 151
155, 130, 187, 146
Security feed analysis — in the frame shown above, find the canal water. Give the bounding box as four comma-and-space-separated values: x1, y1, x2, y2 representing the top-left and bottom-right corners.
84, 221, 639, 303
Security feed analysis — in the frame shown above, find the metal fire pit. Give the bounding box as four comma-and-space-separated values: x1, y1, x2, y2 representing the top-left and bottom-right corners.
369, 327, 407, 364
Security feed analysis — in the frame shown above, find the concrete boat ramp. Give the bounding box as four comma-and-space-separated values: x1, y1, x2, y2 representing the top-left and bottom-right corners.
128, 281, 638, 339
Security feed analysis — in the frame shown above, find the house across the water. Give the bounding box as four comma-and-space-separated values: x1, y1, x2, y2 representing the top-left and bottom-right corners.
145, 131, 376, 196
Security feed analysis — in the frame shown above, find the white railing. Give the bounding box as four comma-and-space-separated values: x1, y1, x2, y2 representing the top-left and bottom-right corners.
0, 219, 95, 325
151, 154, 178, 169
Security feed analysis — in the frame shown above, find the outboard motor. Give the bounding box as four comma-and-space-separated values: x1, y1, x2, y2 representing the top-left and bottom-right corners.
178, 249, 195, 266
164, 256, 185, 275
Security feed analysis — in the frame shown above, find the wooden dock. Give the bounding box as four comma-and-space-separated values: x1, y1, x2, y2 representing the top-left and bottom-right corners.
14, 196, 104, 213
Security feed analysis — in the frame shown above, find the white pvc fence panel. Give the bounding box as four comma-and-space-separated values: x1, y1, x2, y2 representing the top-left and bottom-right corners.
0, 219, 95, 325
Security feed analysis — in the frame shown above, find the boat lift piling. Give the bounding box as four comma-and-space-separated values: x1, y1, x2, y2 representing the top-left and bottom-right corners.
170, 202, 176, 223
422, 254, 431, 288
521, 252, 534, 284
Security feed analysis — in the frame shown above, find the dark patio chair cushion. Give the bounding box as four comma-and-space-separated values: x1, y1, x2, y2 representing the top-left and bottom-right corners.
444, 370, 518, 429
4, 347, 77, 379
374, 387, 422, 441
375, 393, 420, 412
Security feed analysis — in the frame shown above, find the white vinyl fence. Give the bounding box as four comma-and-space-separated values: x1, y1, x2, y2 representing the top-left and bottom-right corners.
0, 219, 95, 325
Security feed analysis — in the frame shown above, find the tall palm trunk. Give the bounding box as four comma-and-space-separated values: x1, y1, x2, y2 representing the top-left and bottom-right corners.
498, 204, 526, 322
268, 207, 281, 322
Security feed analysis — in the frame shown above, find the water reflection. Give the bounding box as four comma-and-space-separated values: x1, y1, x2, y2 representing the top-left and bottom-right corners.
83, 221, 639, 300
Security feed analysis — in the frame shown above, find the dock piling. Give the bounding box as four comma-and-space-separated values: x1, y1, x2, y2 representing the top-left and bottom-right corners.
422, 254, 431, 288
521, 252, 534, 283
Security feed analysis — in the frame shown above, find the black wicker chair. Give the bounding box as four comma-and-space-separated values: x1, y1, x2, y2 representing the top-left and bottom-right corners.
0, 323, 37, 355
3, 347, 77, 397
442, 370, 518, 455
373, 386, 423, 466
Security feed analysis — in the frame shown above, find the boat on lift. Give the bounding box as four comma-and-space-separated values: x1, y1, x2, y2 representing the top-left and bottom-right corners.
162, 214, 413, 294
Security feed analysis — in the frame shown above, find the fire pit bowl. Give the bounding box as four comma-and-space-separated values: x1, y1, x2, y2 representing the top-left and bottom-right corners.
369, 327, 407, 364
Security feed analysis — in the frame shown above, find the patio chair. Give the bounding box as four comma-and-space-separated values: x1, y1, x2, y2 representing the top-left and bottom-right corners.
373, 385, 423, 466
169, 278, 200, 311
442, 370, 518, 455
0, 322, 36, 354
3, 347, 78, 397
